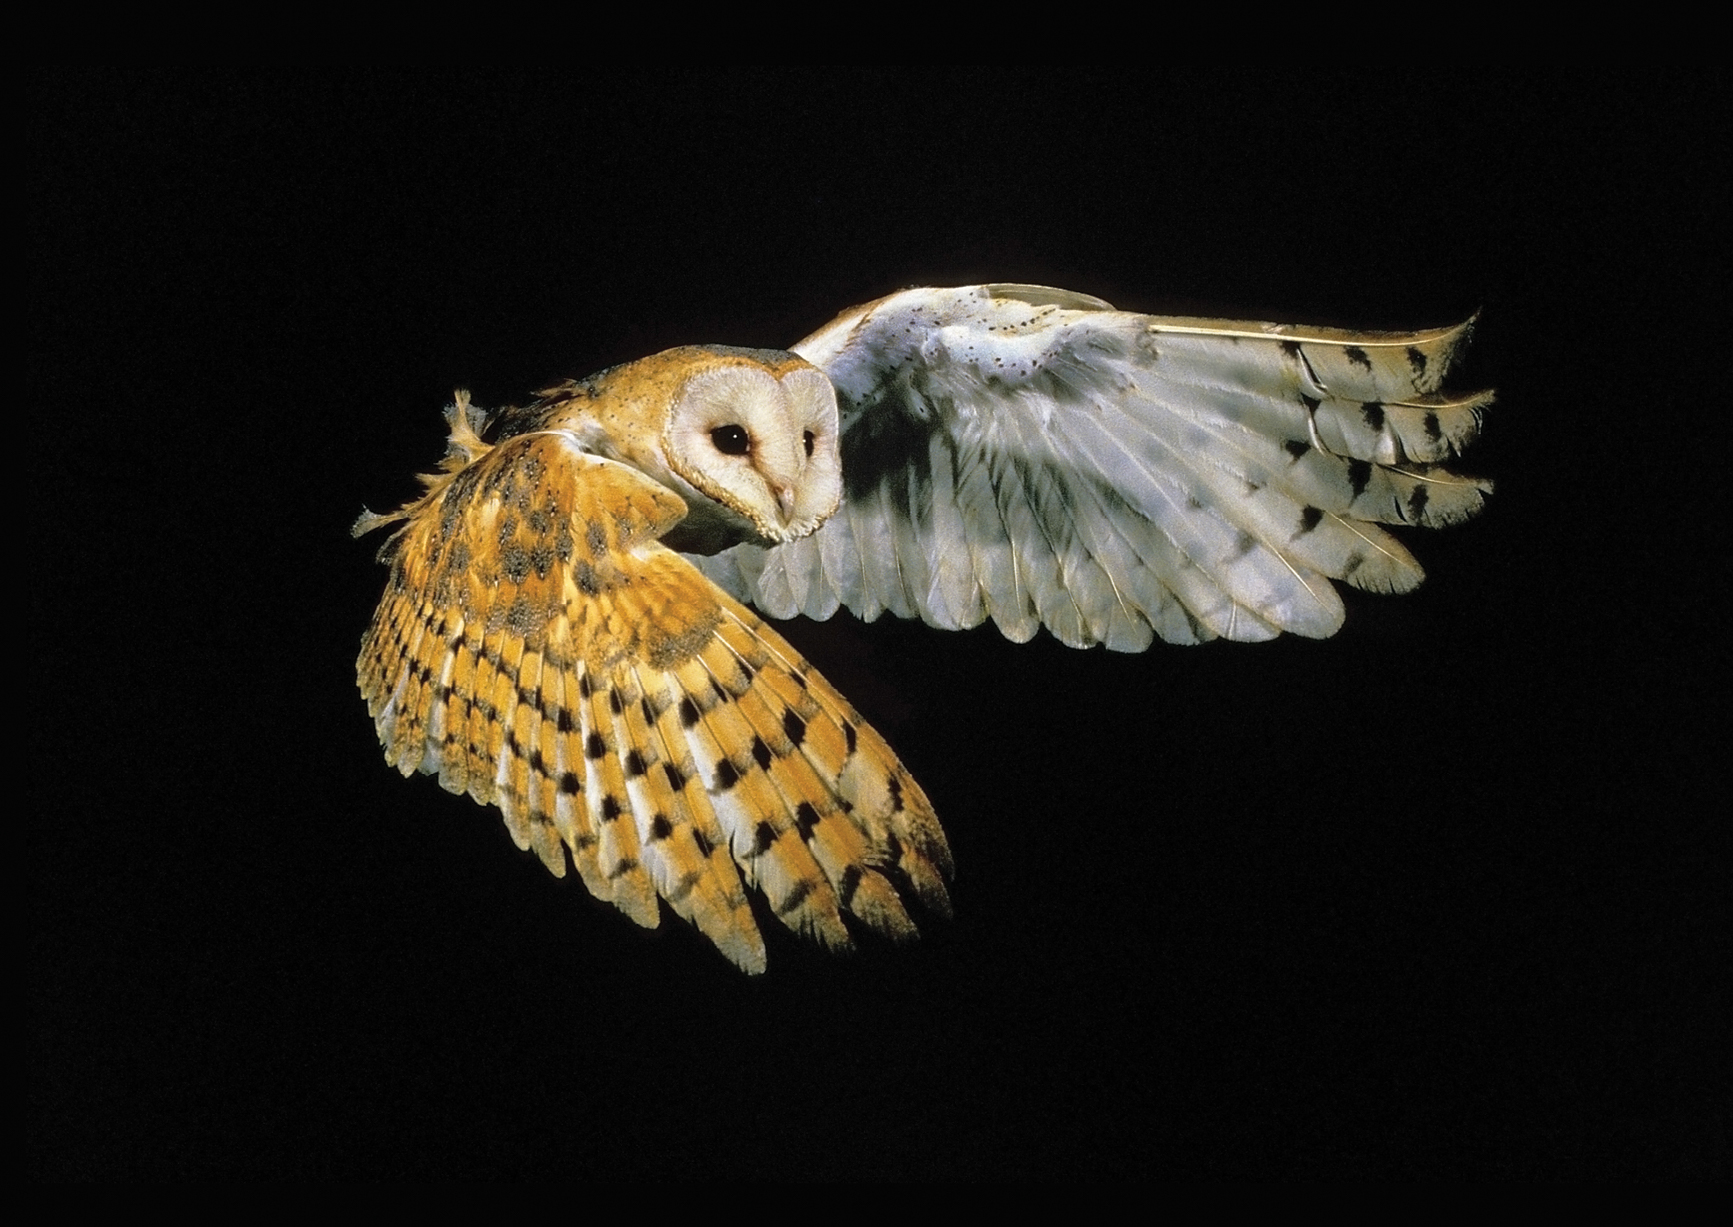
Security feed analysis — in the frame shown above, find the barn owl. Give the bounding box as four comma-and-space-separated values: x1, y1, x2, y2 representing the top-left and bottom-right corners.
356, 284, 1494, 972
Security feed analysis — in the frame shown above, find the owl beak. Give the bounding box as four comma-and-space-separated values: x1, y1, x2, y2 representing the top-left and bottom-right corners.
775, 485, 798, 524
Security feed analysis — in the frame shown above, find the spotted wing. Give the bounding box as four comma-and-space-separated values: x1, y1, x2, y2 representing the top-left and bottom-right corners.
356, 415, 951, 972
695, 284, 1494, 650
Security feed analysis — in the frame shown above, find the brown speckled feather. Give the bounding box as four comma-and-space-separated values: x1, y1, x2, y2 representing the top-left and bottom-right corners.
356, 398, 950, 972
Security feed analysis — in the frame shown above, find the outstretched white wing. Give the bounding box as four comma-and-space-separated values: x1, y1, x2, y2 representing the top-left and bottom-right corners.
692, 284, 1492, 650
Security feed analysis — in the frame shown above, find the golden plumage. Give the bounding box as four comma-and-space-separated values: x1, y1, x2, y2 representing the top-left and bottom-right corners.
357, 285, 1494, 971
357, 354, 950, 973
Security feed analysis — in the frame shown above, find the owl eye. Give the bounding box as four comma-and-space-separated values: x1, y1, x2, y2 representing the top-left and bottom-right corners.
710, 424, 751, 456
803, 429, 816, 458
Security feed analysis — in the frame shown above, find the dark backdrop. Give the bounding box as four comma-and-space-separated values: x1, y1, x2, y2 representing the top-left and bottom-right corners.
29, 71, 1722, 1179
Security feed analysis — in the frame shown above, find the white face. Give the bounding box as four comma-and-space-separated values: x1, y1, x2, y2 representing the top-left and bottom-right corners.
664, 361, 843, 544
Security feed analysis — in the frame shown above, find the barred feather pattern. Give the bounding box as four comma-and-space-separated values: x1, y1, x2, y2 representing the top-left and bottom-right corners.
357, 409, 951, 972
696, 284, 1493, 650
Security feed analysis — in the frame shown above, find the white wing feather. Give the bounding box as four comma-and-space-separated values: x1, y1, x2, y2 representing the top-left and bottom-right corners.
692, 285, 1492, 648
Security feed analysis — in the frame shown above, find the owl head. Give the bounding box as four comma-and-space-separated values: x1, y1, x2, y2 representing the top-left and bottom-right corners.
545, 345, 842, 552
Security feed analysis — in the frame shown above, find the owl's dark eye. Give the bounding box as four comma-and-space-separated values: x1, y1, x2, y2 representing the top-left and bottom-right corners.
803, 429, 816, 458
710, 424, 751, 456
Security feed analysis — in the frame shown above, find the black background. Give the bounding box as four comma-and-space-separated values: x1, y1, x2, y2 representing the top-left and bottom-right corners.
29, 71, 1723, 1179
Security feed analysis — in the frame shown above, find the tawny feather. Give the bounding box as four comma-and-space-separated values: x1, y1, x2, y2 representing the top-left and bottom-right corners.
358, 377, 949, 972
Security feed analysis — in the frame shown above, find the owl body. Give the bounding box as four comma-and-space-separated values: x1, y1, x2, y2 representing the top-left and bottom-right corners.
357, 284, 1494, 971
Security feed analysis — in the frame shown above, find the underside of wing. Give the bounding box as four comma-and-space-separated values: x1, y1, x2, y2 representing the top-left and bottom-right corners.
696, 284, 1493, 649
356, 411, 951, 971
